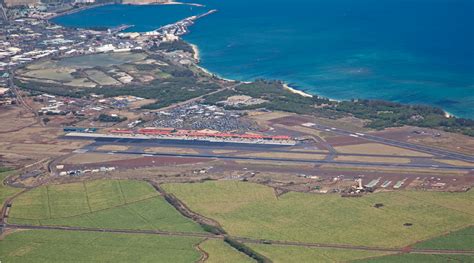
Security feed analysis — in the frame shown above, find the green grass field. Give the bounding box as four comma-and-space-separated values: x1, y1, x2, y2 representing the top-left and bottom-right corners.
200, 239, 255, 263
0, 168, 21, 207
353, 253, 474, 263
247, 244, 392, 263
413, 225, 474, 251
0, 229, 203, 263
163, 181, 474, 248
8, 180, 204, 233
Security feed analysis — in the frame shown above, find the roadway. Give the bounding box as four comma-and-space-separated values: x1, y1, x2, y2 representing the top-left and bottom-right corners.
8, 68, 44, 127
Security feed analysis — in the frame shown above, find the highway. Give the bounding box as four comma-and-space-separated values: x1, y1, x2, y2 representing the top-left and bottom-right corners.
309, 123, 474, 162
9, 68, 44, 127
91, 149, 474, 171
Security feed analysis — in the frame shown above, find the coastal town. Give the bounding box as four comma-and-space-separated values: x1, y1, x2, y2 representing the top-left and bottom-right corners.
0, 0, 473, 262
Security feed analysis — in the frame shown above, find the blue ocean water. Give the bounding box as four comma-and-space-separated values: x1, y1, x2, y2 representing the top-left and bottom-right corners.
52, 4, 204, 32
53, 0, 474, 118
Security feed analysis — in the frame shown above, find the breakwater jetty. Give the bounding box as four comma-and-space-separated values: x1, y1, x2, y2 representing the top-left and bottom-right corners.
154, 9, 217, 36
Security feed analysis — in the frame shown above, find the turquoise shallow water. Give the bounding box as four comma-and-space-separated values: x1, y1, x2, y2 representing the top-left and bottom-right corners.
53, 0, 474, 118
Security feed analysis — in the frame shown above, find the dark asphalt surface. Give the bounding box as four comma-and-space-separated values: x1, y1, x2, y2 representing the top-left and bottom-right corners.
91, 149, 474, 171
85, 140, 450, 159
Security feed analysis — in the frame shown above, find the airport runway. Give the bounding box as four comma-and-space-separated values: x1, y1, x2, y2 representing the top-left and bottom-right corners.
70, 136, 465, 160
90, 149, 474, 171
309, 124, 474, 162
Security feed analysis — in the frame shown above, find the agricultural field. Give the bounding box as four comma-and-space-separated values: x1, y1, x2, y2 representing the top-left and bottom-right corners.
413, 226, 474, 251
354, 253, 474, 263
200, 239, 255, 263
247, 244, 392, 263
0, 229, 203, 263
8, 180, 204, 233
163, 181, 474, 248
0, 168, 21, 206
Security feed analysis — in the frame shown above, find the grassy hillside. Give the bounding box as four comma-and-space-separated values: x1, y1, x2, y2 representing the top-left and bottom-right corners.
0, 230, 203, 263
8, 180, 204, 233
163, 181, 474, 248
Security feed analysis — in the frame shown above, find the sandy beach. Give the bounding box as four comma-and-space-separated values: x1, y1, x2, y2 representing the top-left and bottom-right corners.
195, 62, 237, 83
283, 83, 313, 98
190, 43, 200, 61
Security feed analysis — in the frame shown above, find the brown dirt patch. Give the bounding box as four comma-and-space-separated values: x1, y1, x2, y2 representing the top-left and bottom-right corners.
62, 153, 138, 164
0, 107, 37, 133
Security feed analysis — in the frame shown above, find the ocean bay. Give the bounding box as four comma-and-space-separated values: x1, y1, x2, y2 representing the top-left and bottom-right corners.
53, 0, 474, 118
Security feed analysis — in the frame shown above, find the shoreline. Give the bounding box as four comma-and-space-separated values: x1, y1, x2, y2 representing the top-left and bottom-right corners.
196, 63, 237, 83
190, 42, 322, 99
49, 4, 462, 119
190, 49, 456, 117
47, 2, 113, 20
189, 44, 456, 117
283, 83, 313, 98
189, 42, 239, 83
123, 1, 205, 7
190, 43, 200, 62
47, 1, 203, 20
47, 3, 428, 113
